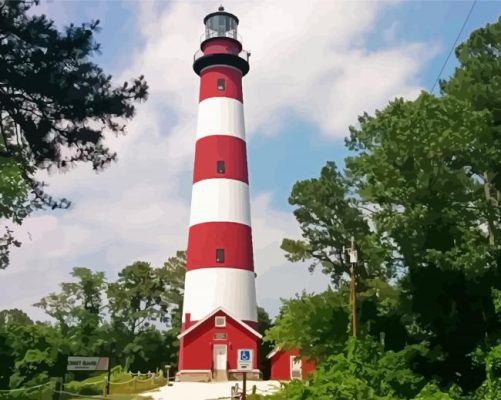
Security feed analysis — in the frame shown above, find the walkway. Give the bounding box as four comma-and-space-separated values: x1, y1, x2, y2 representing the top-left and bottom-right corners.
143, 380, 282, 400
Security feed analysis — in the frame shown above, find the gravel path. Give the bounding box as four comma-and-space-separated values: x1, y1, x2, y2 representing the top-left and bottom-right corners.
143, 380, 282, 400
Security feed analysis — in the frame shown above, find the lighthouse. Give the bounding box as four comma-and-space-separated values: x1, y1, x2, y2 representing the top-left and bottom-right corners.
176, 7, 261, 382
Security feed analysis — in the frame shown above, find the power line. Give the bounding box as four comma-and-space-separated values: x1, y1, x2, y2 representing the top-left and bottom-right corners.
430, 0, 478, 94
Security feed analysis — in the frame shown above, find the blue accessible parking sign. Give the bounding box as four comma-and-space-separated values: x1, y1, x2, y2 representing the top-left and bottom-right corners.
237, 349, 253, 371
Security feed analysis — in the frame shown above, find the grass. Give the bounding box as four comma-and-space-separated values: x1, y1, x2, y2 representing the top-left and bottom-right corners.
63, 368, 166, 399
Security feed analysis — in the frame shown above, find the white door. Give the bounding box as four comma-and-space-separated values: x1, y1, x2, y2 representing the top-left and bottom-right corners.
214, 345, 227, 370
290, 356, 302, 380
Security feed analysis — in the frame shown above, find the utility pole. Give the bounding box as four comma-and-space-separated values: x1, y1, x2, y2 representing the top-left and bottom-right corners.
349, 236, 358, 338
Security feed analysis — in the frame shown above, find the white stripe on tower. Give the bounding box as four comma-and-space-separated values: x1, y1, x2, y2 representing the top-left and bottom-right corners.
183, 268, 257, 322
196, 97, 245, 140
189, 179, 251, 226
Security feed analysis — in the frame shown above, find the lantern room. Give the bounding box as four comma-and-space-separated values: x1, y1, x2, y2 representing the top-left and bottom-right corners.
203, 6, 239, 41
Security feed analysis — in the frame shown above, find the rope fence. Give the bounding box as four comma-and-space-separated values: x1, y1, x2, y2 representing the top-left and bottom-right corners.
0, 371, 168, 400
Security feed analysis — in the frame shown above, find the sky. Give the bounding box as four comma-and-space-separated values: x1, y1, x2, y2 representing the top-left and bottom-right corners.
2, 0, 501, 322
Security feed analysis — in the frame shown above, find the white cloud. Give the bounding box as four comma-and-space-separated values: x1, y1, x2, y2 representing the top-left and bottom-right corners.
1, 0, 435, 320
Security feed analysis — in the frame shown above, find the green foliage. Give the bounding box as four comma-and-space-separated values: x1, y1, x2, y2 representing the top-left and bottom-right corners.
265, 288, 350, 361
273, 15, 501, 400
0, 250, 188, 390
122, 328, 177, 373
257, 306, 273, 379
281, 162, 393, 286
34, 267, 106, 352
0, 0, 148, 268
108, 261, 170, 336
4, 323, 66, 388
412, 384, 459, 400
0, 382, 54, 400
0, 310, 32, 330
266, 279, 406, 362
441, 16, 501, 192
157, 251, 186, 331
262, 339, 426, 400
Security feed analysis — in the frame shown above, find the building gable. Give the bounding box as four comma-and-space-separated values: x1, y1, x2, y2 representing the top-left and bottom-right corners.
178, 307, 262, 340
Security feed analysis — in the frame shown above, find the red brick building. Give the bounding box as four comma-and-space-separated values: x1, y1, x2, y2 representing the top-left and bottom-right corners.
267, 348, 316, 381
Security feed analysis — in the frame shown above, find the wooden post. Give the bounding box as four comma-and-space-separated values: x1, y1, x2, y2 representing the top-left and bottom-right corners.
350, 236, 357, 338
61, 357, 67, 395
103, 377, 108, 398
242, 372, 247, 400
106, 359, 111, 395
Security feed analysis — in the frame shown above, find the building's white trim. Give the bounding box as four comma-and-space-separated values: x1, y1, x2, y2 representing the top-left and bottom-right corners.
228, 369, 261, 373
190, 179, 250, 227
176, 370, 212, 373
266, 348, 281, 359
179, 306, 261, 339
182, 268, 257, 324
197, 97, 245, 140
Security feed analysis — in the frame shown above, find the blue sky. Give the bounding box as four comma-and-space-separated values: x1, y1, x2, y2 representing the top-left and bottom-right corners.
3, 0, 501, 321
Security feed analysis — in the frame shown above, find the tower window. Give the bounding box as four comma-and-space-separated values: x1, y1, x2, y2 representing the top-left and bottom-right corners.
215, 316, 226, 327
217, 78, 225, 91
217, 160, 225, 174
216, 248, 225, 263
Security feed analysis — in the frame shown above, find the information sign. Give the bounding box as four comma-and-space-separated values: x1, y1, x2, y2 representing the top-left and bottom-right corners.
67, 356, 109, 371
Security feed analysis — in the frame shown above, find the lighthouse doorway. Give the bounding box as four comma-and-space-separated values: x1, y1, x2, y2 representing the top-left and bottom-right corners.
213, 344, 228, 381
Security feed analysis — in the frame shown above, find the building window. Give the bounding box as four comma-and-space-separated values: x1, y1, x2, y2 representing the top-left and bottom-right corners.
214, 332, 227, 340
216, 248, 225, 263
217, 78, 225, 91
217, 160, 225, 174
215, 316, 226, 327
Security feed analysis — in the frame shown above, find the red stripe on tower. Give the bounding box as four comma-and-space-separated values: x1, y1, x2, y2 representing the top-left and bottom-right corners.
193, 135, 248, 183
177, 7, 260, 381
187, 222, 253, 271
199, 66, 243, 102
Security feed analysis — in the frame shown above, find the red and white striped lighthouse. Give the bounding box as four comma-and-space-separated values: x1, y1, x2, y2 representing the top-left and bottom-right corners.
177, 7, 261, 382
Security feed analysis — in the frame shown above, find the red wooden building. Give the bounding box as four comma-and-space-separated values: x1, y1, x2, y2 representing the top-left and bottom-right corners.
177, 308, 262, 381
267, 348, 316, 381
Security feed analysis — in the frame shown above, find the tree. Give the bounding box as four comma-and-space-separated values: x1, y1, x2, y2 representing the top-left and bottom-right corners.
107, 261, 172, 336
277, 17, 501, 396
265, 288, 350, 362
0, 308, 33, 329
281, 162, 393, 287
266, 278, 406, 364
105, 253, 185, 369
158, 251, 186, 332
257, 306, 273, 379
34, 267, 106, 352
346, 92, 500, 390
4, 322, 67, 388
440, 16, 501, 247
0, 0, 149, 268
123, 327, 178, 373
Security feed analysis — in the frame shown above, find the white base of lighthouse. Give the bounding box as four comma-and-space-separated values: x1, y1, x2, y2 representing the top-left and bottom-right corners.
182, 268, 257, 324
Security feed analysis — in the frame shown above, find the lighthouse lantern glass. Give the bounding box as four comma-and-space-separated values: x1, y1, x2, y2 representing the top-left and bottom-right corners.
205, 14, 238, 40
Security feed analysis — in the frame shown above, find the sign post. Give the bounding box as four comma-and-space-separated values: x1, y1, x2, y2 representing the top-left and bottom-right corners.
237, 349, 253, 400
65, 356, 110, 397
